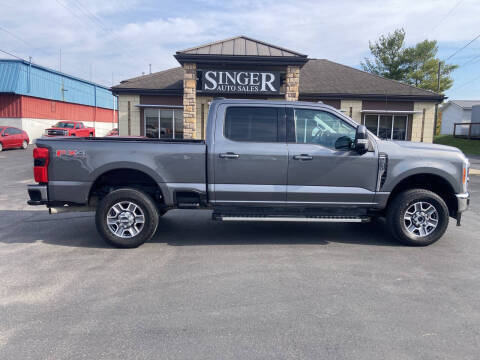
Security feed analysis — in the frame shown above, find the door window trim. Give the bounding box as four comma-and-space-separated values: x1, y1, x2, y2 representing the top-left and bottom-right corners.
223, 105, 286, 143
286, 106, 356, 150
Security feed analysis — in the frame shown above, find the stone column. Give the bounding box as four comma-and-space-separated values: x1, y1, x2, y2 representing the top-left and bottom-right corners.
183, 63, 197, 139
285, 66, 300, 101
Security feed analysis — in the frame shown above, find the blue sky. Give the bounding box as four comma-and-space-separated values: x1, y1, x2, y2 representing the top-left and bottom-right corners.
1, 0, 479, 100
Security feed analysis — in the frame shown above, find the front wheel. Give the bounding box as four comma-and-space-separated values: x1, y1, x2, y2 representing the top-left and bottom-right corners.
22, 140, 28, 149
387, 189, 449, 246
95, 188, 159, 248
0, 142, 3, 152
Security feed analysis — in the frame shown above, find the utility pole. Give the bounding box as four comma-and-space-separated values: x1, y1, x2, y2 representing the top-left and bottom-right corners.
149, 63, 152, 74
433, 61, 441, 138
59, 48, 62, 72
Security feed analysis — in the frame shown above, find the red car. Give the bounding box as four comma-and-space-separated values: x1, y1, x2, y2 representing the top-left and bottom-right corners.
44, 121, 95, 137
0, 126, 29, 151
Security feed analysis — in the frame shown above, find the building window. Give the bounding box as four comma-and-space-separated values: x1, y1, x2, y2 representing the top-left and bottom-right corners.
363, 114, 408, 140
144, 108, 183, 139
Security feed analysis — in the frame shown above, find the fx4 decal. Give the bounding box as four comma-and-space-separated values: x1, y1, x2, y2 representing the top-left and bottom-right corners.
56, 150, 86, 158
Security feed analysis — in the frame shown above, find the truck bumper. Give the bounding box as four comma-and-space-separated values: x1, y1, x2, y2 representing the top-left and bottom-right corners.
27, 184, 48, 205
455, 192, 470, 226
456, 192, 470, 213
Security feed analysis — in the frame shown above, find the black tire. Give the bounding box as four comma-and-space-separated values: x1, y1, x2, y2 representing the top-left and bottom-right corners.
387, 189, 449, 246
95, 188, 159, 248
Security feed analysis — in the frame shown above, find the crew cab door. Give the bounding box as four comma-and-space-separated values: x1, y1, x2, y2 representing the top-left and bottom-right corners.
286, 107, 378, 205
212, 104, 288, 204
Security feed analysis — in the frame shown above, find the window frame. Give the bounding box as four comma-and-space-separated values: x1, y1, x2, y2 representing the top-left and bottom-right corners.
143, 108, 184, 139
362, 113, 409, 140
286, 106, 357, 150
223, 105, 286, 143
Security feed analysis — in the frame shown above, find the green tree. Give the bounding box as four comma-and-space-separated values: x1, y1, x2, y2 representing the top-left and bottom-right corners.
361, 29, 457, 93
403, 40, 457, 93
361, 28, 407, 81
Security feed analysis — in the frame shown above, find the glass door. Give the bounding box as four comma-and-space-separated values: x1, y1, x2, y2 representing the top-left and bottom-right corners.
145, 109, 159, 138
144, 109, 184, 139
392, 115, 408, 140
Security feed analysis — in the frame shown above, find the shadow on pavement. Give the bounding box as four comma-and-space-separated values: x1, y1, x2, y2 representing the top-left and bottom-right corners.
0, 209, 399, 249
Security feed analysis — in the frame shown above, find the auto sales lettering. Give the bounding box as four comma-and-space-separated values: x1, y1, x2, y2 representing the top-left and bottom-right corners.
201, 70, 280, 94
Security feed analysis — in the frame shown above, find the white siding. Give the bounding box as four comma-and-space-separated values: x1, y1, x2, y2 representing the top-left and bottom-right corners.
441, 105, 471, 135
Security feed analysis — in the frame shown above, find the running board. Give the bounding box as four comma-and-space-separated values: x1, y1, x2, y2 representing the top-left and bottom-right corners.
213, 214, 370, 223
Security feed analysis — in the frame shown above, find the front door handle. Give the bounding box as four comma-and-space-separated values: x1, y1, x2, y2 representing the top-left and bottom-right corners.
293, 154, 313, 161
219, 152, 240, 159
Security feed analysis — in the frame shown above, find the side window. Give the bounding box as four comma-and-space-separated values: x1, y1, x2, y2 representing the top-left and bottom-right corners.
293, 109, 356, 149
76, 123, 84, 129
4, 128, 13, 135
225, 107, 280, 142
13, 128, 22, 134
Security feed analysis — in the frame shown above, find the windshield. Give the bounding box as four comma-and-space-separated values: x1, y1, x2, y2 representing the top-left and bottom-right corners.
54, 122, 75, 129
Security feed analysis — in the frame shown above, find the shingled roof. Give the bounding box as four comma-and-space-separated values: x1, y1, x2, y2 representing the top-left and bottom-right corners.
300, 59, 442, 100
176, 36, 306, 57
113, 67, 183, 92
113, 59, 443, 100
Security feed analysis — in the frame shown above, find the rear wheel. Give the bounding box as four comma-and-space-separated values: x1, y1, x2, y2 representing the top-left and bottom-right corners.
387, 189, 449, 246
0, 142, 3, 152
22, 140, 28, 149
95, 188, 159, 248
89, 133, 93, 137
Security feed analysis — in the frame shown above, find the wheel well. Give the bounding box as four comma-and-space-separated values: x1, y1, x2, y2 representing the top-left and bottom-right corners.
89, 169, 163, 206
388, 174, 457, 217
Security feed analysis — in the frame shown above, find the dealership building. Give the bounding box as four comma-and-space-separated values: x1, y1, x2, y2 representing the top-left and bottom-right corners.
0, 59, 117, 141
112, 36, 443, 142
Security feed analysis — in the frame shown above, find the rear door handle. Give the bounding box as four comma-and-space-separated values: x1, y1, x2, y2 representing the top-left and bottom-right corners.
219, 152, 240, 159
293, 154, 313, 161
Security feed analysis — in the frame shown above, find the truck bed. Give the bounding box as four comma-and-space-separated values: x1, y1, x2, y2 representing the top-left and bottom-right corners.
35, 137, 207, 206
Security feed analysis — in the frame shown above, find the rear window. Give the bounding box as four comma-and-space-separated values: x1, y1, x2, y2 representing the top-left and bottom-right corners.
54, 122, 75, 128
225, 107, 279, 142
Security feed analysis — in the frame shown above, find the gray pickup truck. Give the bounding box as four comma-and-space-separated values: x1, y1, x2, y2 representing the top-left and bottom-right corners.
28, 98, 470, 248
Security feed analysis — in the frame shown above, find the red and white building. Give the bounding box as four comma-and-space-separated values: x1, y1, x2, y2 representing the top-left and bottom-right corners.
0, 59, 117, 142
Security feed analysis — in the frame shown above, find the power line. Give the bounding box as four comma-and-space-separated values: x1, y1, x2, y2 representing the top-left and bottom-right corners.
429, 0, 464, 36
0, 48, 26, 61
444, 32, 480, 61
0, 25, 36, 49
451, 73, 480, 91
73, 0, 108, 30
459, 53, 480, 67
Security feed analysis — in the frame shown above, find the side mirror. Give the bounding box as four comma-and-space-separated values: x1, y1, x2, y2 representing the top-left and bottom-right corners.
334, 136, 353, 150
354, 125, 369, 153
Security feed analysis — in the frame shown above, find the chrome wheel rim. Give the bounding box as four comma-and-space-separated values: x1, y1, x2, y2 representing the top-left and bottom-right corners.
22, 141, 27, 149
403, 201, 438, 237
107, 201, 145, 238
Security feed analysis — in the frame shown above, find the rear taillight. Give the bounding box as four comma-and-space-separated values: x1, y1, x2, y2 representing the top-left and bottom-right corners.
33, 147, 49, 183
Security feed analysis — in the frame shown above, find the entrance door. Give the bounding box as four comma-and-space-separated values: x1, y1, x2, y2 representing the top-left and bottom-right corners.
286, 107, 378, 205
144, 108, 184, 139
212, 104, 288, 204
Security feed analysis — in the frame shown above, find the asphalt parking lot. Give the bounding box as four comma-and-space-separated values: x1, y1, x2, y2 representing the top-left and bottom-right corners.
0, 147, 479, 360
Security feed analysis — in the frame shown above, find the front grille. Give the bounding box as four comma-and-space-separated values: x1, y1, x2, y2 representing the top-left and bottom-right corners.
47, 130, 66, 136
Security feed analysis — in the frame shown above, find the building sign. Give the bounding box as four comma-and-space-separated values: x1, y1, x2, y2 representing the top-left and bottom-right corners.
201, 70, 280, 94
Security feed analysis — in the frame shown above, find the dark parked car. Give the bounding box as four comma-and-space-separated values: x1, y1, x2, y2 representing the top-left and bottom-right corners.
106, 128, 119, 136
0, 126, 29, 151
28, 99, 470, 248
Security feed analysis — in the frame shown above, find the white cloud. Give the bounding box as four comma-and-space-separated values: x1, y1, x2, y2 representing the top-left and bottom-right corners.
0, 0, 479, 90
